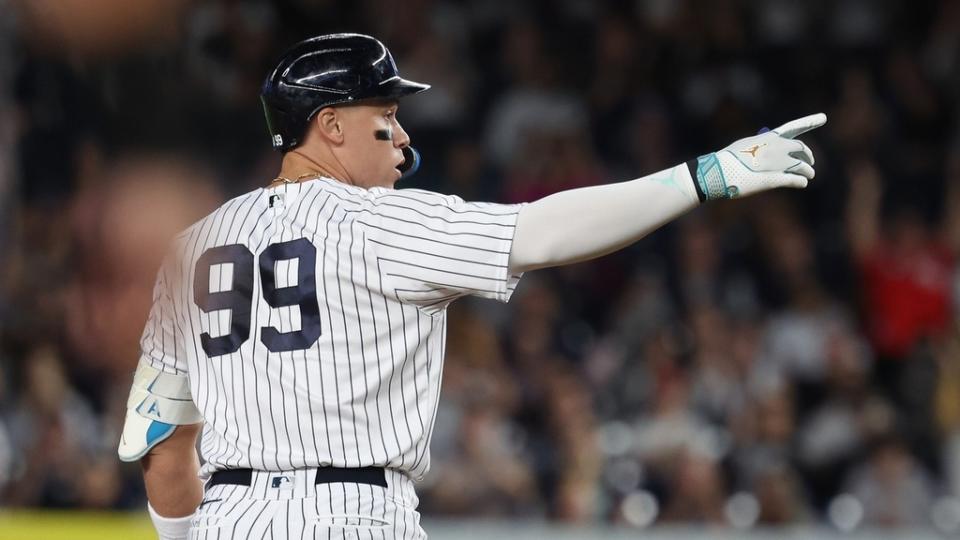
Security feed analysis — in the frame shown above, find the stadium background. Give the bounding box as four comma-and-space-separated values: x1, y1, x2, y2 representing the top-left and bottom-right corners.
0, 0, 959, 537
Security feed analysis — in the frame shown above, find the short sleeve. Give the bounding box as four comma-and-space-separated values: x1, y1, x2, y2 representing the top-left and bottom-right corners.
359, 188, 525, 311
139, 261, 188, 374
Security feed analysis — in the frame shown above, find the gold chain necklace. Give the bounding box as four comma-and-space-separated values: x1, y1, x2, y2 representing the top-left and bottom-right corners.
268, 171, 325, 187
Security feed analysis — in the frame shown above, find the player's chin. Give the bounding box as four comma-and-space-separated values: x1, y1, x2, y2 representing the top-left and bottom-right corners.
371, 169, 401, 189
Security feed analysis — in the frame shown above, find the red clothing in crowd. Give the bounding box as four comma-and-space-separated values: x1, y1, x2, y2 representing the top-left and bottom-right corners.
858, 243, 953, 358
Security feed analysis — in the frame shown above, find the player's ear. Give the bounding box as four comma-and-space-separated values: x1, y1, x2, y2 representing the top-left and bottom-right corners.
315, 107, 344, 144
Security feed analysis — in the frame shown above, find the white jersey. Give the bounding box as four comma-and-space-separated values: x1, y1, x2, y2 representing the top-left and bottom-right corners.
139, 177, 523, 480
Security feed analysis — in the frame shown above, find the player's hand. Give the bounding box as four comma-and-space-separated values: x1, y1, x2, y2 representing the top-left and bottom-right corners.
691, 113, 827, 201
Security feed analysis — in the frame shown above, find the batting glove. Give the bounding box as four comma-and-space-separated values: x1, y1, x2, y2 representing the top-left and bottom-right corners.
687, 113, 827, 202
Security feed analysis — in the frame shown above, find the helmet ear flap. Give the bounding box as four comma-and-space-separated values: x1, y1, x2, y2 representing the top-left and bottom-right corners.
261, 97, 307, 151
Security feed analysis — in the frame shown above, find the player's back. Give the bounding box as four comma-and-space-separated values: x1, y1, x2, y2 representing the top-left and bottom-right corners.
164, 179, 427, 479
142, 177, 522, 480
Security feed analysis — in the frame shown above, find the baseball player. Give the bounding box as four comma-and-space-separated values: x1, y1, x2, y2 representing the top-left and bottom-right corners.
117, 33, 826, 539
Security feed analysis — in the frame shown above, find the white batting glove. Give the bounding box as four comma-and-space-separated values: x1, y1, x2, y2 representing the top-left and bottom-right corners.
687, 113, 827, 201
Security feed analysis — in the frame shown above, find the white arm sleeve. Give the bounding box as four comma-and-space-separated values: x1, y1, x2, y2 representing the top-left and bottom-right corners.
508, 163, 699, 273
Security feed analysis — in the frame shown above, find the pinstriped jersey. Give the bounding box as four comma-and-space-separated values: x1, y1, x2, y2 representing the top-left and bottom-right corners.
138, 177, 523, 480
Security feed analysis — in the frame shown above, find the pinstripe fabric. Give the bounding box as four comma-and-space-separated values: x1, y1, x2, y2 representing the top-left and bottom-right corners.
189, 469, 423, 539
138, 178, 523, 537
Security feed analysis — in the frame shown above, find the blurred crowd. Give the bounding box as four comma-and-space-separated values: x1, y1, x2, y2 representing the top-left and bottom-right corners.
1, 0, 960, 531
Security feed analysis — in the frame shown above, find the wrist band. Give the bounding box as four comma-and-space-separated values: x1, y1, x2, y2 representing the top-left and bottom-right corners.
686, 153, 738, 201
685, 158, 706, 202
148, 502, 194, 540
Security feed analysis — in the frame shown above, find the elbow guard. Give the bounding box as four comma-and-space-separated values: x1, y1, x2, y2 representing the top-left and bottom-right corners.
118, 362, 203, 462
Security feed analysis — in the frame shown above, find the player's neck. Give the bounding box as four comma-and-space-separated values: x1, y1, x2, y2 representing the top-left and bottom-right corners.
276, 150, 351, 186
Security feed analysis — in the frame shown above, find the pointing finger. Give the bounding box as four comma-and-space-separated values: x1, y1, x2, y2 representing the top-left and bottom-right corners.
772, 113, 827, 139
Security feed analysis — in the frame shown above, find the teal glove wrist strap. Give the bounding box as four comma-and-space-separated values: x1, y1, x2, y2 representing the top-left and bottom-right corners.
688, 153, 738, 201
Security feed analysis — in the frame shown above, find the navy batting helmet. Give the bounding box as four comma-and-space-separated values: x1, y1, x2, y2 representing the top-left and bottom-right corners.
260, 33, 430, 152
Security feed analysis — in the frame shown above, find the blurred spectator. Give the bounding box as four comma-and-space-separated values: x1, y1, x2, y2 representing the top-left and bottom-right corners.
659, 449, 726, 524
922, 1, 960, 92
422, 304, 539, 516
500, 128, 604, 204
845, 436, 936, 527
756, 199, 854, 397
671, 215, 760, 316
484, 21, 589, 169
830, 68, 888, 157
632, 369, 725, 469
934, 330, 960, 498
728, 382, 795, 494
752, 463, 813, 524
4, 346, 106, 507
0, 0, 19, 329
395, 28, 478, 133
845, 159, 954, 404
542, 366, 601, 521
184, 0, 278, 108
688, 305, 752, 423
423, 402, 538, 516
794, 328, 890, 506
829, 0, 890, 47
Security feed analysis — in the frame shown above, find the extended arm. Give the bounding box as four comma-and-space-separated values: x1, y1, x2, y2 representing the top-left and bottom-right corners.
509, 114, 826, 274
510, 164, 698, 272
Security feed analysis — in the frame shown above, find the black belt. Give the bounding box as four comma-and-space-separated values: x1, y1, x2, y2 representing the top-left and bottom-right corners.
207, 467, 387, 489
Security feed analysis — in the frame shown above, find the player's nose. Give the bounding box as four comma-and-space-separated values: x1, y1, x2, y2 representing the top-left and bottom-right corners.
393, 121, 411, 149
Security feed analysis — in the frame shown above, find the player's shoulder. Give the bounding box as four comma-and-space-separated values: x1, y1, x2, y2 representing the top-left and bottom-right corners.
302, 177, 371, 208
150, 188, 267, 289
367, 186, 466, 209
372, 187, 523, 218
174, 187, 266, 243
308, 177, 466, 211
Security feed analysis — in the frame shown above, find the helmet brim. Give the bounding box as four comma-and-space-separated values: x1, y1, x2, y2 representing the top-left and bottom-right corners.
305, 77, 430, 111
376, 76, 431, 99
